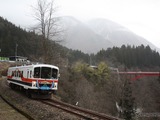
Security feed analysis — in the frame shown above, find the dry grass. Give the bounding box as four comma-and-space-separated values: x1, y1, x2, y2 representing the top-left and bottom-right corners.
0, 62, 15, 77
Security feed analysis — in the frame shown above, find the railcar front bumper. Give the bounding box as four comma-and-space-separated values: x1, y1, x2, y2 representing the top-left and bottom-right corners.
31, 80, 58, 90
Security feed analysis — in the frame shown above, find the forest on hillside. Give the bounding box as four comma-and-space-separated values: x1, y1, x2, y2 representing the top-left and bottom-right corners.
1, 16, 160, 120
96, 45, 160, 68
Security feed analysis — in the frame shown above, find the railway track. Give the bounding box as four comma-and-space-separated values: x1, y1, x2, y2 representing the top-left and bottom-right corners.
40, 99, 122, 120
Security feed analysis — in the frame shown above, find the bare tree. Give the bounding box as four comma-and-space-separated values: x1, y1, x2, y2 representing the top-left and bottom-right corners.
32, 0, 61, 63
32, 0, 59, 39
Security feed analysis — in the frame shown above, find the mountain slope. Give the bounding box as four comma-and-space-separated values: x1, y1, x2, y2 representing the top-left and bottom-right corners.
87, 18, 157, 49
0, 17, 40, 57
60, 16, 160, 53
0, 16, 68, 64
60, 16, 113, 53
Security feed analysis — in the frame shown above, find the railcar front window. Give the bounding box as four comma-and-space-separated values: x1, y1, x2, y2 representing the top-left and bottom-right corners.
34, 67, 58, 79
52, 68, 58, 79
41, 67, 51, 79
34, 67, 40, 78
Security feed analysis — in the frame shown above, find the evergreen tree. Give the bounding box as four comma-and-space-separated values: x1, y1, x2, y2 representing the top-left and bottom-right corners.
95, 44, 160, 68
120, 78, 136, 120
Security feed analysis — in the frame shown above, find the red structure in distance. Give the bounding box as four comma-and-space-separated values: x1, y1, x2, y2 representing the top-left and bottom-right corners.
118, 72, 160, 81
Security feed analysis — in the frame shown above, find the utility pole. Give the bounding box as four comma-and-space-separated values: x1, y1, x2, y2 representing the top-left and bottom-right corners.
15, 43, 18, 66
15, 43, 18, 57
0, 48, 1, 60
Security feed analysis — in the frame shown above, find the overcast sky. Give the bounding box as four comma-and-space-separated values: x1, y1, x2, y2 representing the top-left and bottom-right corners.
0, 0, 160, 48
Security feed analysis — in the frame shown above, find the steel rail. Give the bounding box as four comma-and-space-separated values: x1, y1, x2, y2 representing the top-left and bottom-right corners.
40, 99, 121, 120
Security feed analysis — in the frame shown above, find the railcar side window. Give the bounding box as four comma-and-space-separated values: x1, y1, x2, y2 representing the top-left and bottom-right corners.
27, 71, 29, 78
21, 71, 23, 77
30, 70, 32, 78
18, 71, 19, 77
52, 69, 58, 79
12, 71, 14, 76
34, 67, 40, 78
16, 71, 18, 77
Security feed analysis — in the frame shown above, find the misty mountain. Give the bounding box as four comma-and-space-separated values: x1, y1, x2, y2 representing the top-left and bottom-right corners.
60, 16, 113, 53
60, 16, 159, 53
87, 18, 156, 48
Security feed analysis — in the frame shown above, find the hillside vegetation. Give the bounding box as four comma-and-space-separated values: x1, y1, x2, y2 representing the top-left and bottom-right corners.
96, 45, 160, 68
0, 62, 15, 77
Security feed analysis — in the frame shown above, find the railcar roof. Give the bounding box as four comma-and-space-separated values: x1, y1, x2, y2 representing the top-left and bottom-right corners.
33, 64, 59, 69
8, 64, 59, 70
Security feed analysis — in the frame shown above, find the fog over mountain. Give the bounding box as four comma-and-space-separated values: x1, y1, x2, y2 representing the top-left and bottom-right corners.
60, 16, 160, 54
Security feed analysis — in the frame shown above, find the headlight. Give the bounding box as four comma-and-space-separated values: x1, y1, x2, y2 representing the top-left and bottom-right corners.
54, 83, 57, 88
32, 81, 37, 87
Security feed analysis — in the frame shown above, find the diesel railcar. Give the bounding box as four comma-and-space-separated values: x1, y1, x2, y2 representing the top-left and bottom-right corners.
7, 64, 59, 98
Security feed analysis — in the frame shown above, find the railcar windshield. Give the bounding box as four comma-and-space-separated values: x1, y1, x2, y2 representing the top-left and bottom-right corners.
34, 67, 58, 79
